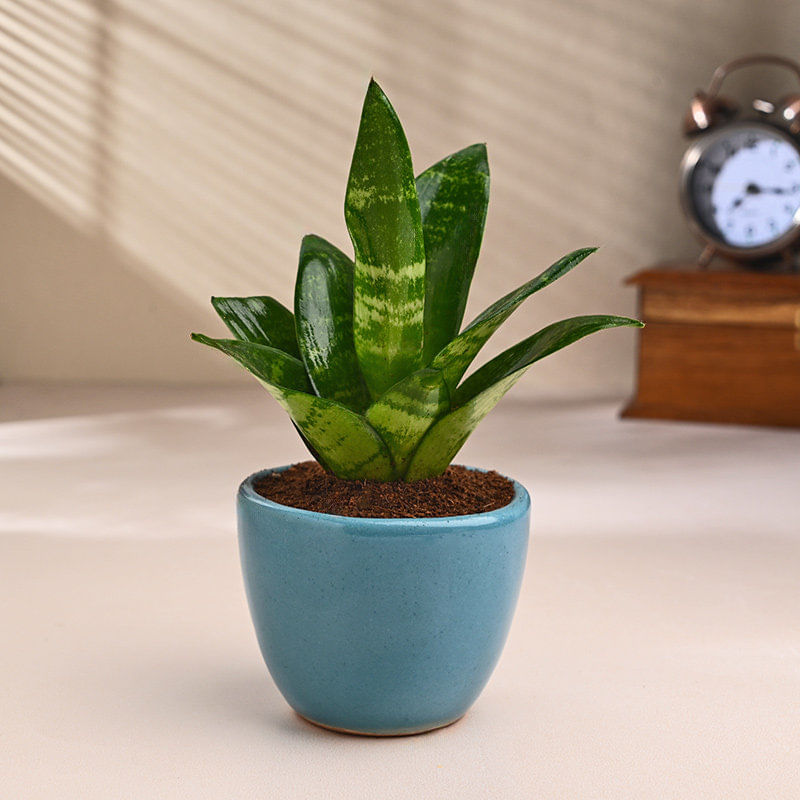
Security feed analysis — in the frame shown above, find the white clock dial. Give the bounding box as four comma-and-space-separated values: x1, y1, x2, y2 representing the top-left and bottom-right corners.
689, 125, 800, 249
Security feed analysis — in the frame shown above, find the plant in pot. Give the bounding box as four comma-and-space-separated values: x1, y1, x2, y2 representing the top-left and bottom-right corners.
192, 79, 641, 736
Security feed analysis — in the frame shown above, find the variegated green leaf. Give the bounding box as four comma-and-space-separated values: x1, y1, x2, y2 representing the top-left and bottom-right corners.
291, 422, 329, 468
430, 248, 597, 392
365, 368, 450, 477
277, 391, 396, 481
405, 373, 522, 482
211, 296, 300, 357
417, 143, 489, 363
345, 79, 425, 398
406, 314, 642, 479
190, 334, 310, 391
191, 333, 395, 480
295, 234, 371, 412
454, 315, 643, 405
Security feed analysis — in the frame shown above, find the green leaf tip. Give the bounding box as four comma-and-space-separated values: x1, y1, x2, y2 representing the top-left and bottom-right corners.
418, 142, 491, 361
190, 333, 310, 392
346, 75, 426, 399
428, 246, 600, 394
209, 295, 300, 357
405, 313, 641, 480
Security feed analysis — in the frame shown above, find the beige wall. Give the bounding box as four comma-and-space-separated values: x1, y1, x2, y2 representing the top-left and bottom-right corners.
2, 0, 799, 394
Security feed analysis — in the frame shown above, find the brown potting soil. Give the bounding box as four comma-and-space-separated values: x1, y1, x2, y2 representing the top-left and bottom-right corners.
253, 461, 515, 519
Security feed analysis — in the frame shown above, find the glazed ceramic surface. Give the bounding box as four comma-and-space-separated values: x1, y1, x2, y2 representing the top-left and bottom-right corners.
237, 466, 530, 736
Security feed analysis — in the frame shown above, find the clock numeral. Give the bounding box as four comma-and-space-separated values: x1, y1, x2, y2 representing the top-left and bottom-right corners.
744, 136, 758, 148
786, 161, 796, 171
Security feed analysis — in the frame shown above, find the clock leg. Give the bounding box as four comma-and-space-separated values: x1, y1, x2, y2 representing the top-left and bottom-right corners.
696, 244, 716, 269
779, 248, 800, 273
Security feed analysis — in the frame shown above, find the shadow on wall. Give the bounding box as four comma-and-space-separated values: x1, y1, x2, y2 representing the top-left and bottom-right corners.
3, 0, 479, 297
1, 0, 390, 380
0, 0, 789, 384
1, 0, 360, 298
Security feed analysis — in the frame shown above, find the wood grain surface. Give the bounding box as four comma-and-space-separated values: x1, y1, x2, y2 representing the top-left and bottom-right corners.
623, 264, 800, 427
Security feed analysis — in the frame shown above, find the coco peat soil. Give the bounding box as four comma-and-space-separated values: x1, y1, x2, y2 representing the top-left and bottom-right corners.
253, 461, 515, 519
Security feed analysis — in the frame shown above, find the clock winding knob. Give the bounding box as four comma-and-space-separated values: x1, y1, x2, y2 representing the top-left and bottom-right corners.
775, 93, 800, 135
683, 90, 739, 136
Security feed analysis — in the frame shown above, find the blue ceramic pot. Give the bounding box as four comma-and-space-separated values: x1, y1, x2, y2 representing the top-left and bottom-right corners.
237, 466, 530, 736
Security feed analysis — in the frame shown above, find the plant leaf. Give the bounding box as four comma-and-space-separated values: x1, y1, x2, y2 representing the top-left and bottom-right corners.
295, 234, 371, 412
454, 315, 643, 405
405, 373, 522, 482
417, 143, 490, 363
291, 421, 330, 469
430, 248, 597, 392
191, 333, 395, 480
406, 314, 642, 479
365, 368, 450, 477
190, 334, 310, 391
211, 296, 300, 357
278, 391, 396, 481
345, 79, 425, 398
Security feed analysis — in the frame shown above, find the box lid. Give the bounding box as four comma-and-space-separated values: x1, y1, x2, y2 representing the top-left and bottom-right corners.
627, 263, 800, 328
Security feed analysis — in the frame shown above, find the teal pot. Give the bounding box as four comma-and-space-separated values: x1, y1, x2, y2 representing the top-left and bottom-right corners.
237, 466, 530, 736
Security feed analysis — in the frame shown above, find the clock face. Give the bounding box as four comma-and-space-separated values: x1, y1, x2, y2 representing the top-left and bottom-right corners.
687, 124, 800, 251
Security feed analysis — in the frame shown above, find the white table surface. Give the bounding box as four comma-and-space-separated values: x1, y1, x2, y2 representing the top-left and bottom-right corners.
2, 384, 799, 799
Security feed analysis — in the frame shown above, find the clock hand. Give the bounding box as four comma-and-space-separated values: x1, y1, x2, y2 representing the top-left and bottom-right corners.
726, 183, 797, 214
728, 184, 792, 214
723, 182, 755, 213
728, 194, 746, 212
757, 186, 796, 195
744, 183, 799, 195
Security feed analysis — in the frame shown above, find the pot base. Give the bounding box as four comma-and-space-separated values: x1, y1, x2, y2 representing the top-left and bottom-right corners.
296, 712, 465, 737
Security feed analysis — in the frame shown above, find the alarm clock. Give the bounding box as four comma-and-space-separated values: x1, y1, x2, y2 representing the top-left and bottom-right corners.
680, 54, 800, 269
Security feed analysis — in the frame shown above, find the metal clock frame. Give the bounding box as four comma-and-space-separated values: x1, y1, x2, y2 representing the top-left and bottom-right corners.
679, 120, 800, 263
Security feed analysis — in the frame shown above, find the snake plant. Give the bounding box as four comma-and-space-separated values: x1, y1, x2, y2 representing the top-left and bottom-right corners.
192, 80, 642, 481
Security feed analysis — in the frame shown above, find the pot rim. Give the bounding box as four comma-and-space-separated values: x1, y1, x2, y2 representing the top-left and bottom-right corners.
238, 464, 530, 531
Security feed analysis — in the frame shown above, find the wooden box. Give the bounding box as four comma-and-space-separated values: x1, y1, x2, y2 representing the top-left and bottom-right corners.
622, 264, 800, 427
